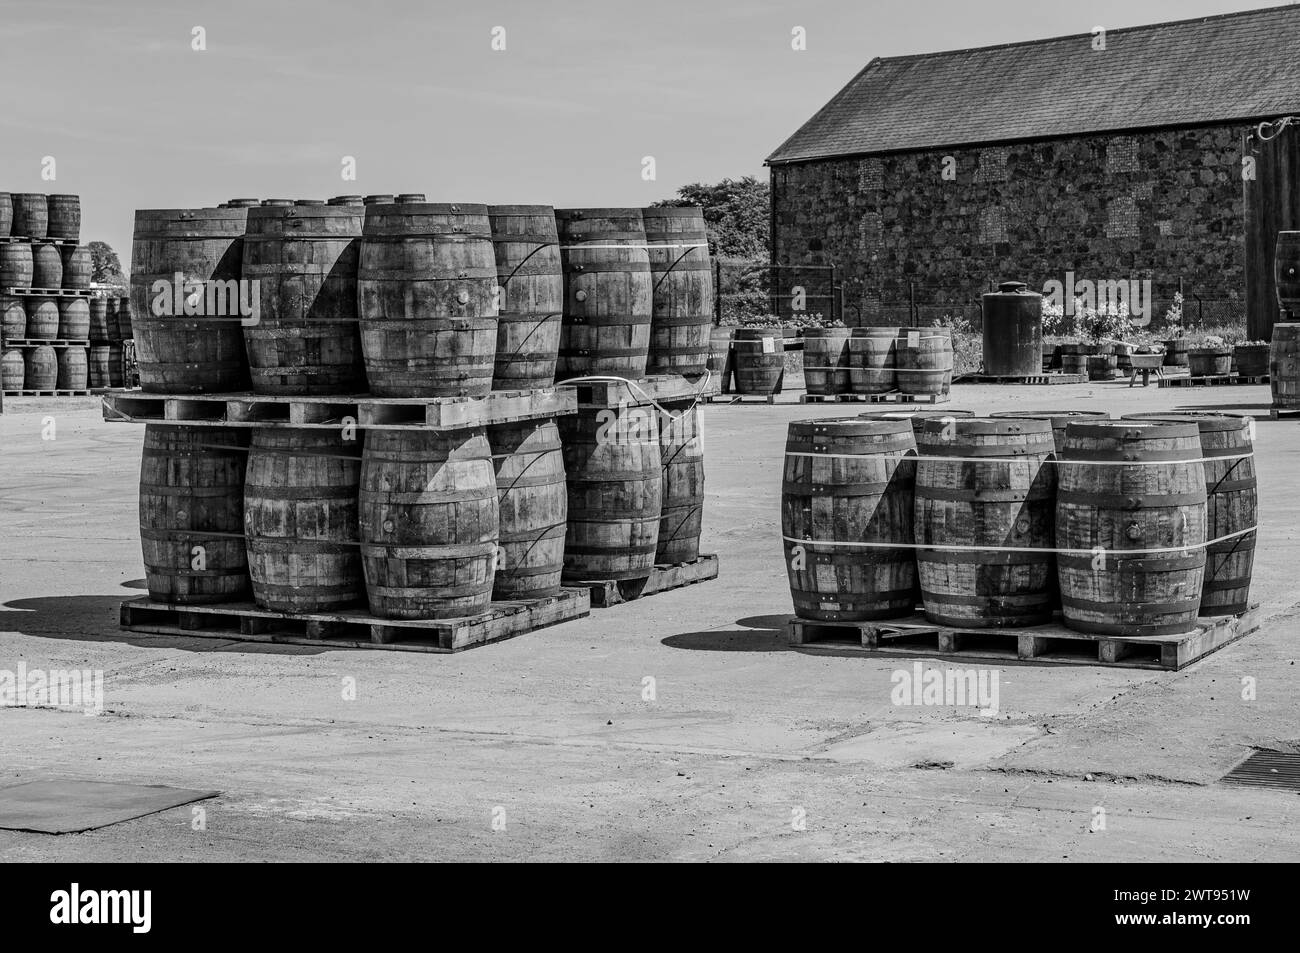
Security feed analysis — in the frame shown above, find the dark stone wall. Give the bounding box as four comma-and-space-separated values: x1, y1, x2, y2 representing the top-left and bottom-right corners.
770, 124, 1249, 329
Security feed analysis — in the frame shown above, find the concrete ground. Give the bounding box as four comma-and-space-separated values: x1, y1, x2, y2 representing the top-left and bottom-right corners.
1, 378, 1297, 862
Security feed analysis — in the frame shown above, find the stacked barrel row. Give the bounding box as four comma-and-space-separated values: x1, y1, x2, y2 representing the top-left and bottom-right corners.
782, 411, 1256, 636
88, 295, 132, 388
131, 200, 707, 622
0, 192, 95, 392
800, 326, 955, 397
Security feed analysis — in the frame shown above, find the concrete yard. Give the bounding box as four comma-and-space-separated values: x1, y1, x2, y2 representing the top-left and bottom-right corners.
1, 380, 1297, 862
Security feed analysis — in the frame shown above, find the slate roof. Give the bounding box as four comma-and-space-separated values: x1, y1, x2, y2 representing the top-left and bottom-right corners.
767, 5, 1300, 164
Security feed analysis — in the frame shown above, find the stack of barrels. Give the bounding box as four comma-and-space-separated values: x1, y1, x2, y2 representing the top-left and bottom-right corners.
798, 325, 954, 398
0, 192, 93, 393
782, 411, 1256, 635
88, 294, 129, 388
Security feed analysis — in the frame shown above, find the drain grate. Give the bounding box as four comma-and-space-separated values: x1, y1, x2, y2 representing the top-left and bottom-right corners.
1220, 750, 1300, 791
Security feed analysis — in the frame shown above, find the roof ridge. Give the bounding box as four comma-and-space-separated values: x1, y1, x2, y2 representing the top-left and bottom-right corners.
872, 4, 1296, 64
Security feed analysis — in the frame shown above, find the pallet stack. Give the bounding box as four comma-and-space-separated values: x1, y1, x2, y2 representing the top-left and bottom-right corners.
0, 192, 94, 398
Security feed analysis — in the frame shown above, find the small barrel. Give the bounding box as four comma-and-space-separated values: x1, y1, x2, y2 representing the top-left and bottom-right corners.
243, 428, 365, 613
56, 346, 88, 390
88, 296, 111, 341
555, 208, 653, 379
241, 203, 365, 395
731, 327, 784, 394
1121, 412, 1257, 616
895, 326, 953, 395
1275, 231, 1300, 315
981, 281, 1043, 377
25, 344, 58, 389
657, 402, 705, 563
1056, 421, 1207, 636
1269, 323, 1300, 409
1188, 347, 1232, 377
359, 428, 499, 619
46, 195, 81, 241
989, 409, 1111, 452
131, 207, 252, 393
1086, 353, 1116, 380
487, 205, 563, 390
24, 298, 59, 340
225, 199, 261, 208
0, 244, 33, 288
1234, 343, 1269, 377
395, 193, 426, 204
0, 192, 11, 236
802, 327, 851, 395
117, 296, 133, 340
1, 294, 26, 339
1059, 343, 1088, 375
89, 345, 114, 387
1, 349, 25, 389
1163, 339, 1189, 367
363, 194, 395, 205
329, 195, 364, 206
707, 325, 734, 384
914, 418, 1056, 627
139, 425, 250, 604
642, 207, 713, 378
58, 298, 90, 340
11, 193, 47, 239
782, 418, 918, 620
31, 243, 62, 289
560, 405, 662, 581
848, 326, 898, 393
358, 202, 498, 397
487, 419, 568, 599
61, 245, 92, 289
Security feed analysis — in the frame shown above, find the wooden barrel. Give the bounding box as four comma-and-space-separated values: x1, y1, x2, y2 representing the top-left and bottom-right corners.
241, 204, 365, 395
1234, 343, 1270, 377
0, 244, 33, 288
802, 327, 851, 395
224, 199, 261, 208
58, 299, 90, 340
731, 327, 784, 394
1121, 412, 1257, 616
1059, 343, 1088, 375
329, 195, 363, 206
1087, 354, 1116, 380
139, 425, 250, 604
363, 195, 395, 205
487, 205, 563, 390
131, 207, 251, 393
1163, 340, 1189, 367
657, 402, 705, 563
117, 296, 133, 340
707, 325, 734, 385
1056, 421, 1207, 635
1, 349, 24, 390
1188, 348, 1232, 377
105, 295, 121, 338
782, 418, 917, 620
61, 245, 92, 289
642, 207, 713, 378
1269, 323, 1300, 409
554, 208, 652, 379
1, 294, 26, 339
11, 193, 47, 239
31, 243, 62, 289
0, 192, 10, 236
243, 428, 364, 613
56, 346, 88, 390
24, 298, 59, 340
914, 418, 1056, 628
487, 419, 567, 599
848, 326, 897, 393
560, 405, 662, 580
396, 194, 427, 204
88, 345, 111, 387
859, 409, 976, 448
88, 297, 111, 341
358, 202, 498, 397
1275, 230, 1300, 314
990, 410, 1110, 452
895, 327, 953, 395
359, 428, 498, 619
46, 195, 81, 241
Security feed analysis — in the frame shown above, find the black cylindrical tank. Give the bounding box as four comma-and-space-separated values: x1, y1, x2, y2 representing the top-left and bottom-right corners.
981, 280, 1042, 377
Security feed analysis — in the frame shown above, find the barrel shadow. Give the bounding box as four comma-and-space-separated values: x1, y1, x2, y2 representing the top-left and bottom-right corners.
661, 614, 792, 653
0, 596, 326, 656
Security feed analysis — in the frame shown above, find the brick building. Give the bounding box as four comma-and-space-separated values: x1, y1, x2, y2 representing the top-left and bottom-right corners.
765, 6, 1300, 331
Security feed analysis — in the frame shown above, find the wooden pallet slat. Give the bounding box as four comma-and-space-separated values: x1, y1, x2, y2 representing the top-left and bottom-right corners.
565, 373, 718, 408
1159, 373, 1269, 388
787, 605, 1260, 671
958, 373, 1088, 385
2, 389, 92, 397
2, 287, 96, 298
567, 554, 719, 608
118, 588, 591, 653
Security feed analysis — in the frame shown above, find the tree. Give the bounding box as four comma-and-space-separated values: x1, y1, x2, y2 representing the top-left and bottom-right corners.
652, 175, 769, 259
88, 241, 127, 288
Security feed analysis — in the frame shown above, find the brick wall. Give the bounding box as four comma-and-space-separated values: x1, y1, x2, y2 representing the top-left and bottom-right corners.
770, 124, 1248, 327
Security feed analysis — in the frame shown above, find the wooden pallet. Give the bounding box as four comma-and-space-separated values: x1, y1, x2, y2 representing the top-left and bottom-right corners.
958, 373, 1088, 385
101, 387, 576, 430
0, 236, 77, 246
1159, 373, 1269, 388
118, 589, 590, 653
567, 554, 719, 608
702, 393, 778, 404
2, 389, 91, 397
788, 606, 1260, 671
0, 339, 91, 348
3, 287, 96, 298
562, 373, 719, 408
858, 390, 949, 405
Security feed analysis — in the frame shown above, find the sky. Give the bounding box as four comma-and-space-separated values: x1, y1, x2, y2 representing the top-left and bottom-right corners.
0, 0, 1289, 269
